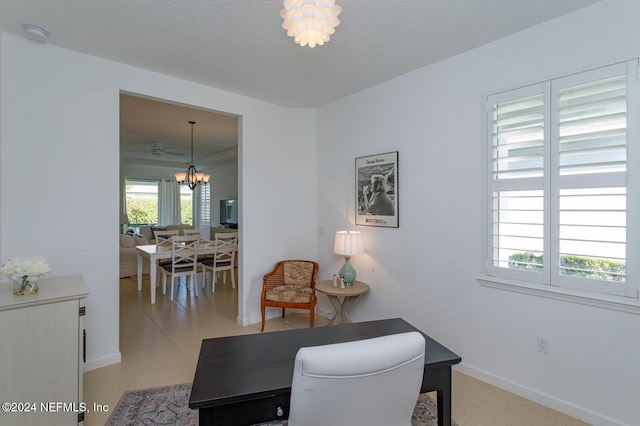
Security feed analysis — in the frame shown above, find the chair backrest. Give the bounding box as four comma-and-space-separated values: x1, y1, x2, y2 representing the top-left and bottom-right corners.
169, 235, 199, 276
213, 232, 238, 265
288, 331, 426, 426
154, 229, 179, 247
184, 228, 207, 239
263, 260, 318, 293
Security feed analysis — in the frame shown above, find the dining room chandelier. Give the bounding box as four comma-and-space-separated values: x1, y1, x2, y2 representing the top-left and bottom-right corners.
280, 0, 342, 48
175, 121, 210, 190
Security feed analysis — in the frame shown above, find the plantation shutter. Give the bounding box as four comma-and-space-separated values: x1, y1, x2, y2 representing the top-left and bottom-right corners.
200, 184, 211, 224
193, 184, 211, 231
487, 83, 549, 283
486, 60, 639, 298
550, 61, 638, 297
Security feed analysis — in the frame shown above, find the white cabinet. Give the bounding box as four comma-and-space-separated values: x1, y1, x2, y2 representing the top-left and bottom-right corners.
0, 275, 89, 426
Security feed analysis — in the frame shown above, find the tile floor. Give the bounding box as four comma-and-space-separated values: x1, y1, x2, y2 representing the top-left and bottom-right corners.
83, 274, 590, 425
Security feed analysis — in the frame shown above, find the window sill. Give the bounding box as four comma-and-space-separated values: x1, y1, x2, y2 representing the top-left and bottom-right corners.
477, 276, 640, 315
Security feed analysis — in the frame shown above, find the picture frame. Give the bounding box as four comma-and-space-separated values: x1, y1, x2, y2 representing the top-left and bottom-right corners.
355, 151, 399, 228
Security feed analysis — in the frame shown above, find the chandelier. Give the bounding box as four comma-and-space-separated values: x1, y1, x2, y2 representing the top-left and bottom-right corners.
175, 121, 210, 190
280, 0, 342, 48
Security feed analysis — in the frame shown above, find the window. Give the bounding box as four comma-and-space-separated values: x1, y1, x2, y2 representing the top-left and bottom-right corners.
486, 60, 639, 299
125, 180, 159, 230
180, 185, 193, 226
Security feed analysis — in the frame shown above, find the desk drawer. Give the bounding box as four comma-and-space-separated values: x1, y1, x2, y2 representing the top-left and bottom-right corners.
199, 393, 290, 426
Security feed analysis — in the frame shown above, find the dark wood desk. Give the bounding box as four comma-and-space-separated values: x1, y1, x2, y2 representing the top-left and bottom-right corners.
189, 318, 461, 426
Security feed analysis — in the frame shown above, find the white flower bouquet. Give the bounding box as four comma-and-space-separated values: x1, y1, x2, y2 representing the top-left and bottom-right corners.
1, 256, 51, 295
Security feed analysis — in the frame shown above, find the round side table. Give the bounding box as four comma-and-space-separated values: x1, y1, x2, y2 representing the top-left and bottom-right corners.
316, 280, 369, 325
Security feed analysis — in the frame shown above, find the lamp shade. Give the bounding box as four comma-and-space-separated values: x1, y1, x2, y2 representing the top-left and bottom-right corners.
120, 213, 130, 225
333, 231, 364, 256
281, 0, 342, 48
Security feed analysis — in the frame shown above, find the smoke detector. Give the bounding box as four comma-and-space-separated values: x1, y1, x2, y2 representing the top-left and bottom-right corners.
23, 25, 49, 42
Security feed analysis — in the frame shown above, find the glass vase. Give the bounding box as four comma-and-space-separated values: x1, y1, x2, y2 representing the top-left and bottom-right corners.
13, 277, 39, 295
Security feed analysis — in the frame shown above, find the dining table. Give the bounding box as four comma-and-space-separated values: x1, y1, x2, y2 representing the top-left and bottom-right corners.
136, 241, 218, 304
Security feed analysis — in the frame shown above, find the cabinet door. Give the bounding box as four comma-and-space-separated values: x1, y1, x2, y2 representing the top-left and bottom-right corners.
0, 300, 80, 426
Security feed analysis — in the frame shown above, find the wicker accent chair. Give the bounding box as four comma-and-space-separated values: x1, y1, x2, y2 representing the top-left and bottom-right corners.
261, 260, 319, 332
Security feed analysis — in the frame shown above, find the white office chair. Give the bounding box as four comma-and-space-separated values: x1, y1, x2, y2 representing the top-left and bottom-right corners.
288, 331, 425, 426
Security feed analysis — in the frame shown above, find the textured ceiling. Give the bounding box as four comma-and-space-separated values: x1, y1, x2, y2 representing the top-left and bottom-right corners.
119, 94, 238, 168
0, 0, 602, 108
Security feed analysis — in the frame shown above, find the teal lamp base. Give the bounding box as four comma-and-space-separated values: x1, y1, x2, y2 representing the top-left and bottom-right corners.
339, 256, 357, 286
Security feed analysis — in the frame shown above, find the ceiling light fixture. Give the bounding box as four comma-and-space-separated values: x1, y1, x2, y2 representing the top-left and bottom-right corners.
280, 0, 342, 48
175, 121, 210, 190
23, 24, 49, 42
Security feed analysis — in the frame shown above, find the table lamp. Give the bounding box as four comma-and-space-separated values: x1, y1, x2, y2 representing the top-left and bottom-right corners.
120, 213, 130, 234
333, 231, 364, 286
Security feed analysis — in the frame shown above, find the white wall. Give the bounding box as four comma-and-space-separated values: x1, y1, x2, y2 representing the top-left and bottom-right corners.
317, 1, 640, 425
0, 33, 317, 370
211, 162, 239, 226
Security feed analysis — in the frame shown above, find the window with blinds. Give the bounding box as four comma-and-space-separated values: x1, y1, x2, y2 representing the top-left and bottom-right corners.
200, 184, 211, 224
486, 60, 638, 298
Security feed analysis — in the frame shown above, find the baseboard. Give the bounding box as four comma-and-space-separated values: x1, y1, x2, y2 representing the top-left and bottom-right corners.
84, 352, 121, 372
456, 363, 623, 426
237, 307, 333, 327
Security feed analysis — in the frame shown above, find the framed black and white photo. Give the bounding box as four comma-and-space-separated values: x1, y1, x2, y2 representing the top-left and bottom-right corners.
355, 151, 398, 228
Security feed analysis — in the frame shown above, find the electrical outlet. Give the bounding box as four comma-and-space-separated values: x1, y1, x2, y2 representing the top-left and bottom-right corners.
318, 225, 326, 236
537, 336, 549, 354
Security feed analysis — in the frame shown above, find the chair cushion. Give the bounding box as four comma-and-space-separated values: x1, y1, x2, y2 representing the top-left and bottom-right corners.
266, 285, 313, 303
283, 262, 314, 286
120, 234, 135, 248
201, 258, 231, 267
161, 263, 195, 273
132, 235, 148, 246
139, 226, 154, 242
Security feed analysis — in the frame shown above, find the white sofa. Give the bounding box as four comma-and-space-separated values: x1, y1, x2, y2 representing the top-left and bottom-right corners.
119, 234, 150, 278
139, 224, 194, 244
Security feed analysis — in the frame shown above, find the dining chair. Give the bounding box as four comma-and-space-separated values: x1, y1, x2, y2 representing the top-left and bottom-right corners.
154, 229, 179, 246
288, 331, 426, 426
160, 235, 200, 301
185, 229, 212, 284
261, 260, 318, 331
151, 229, 180, 288
201, 232, 238, 293
184, 228, 207, 239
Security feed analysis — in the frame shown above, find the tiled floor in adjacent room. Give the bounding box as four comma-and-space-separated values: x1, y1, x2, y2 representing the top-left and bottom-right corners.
83, 275, 590, 425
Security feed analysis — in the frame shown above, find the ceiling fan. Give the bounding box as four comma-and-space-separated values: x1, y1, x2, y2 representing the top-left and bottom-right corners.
127, 142, 186, 157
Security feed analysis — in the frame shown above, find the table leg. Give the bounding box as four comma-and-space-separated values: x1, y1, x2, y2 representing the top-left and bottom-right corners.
326, 295, 343, 325
340, 295, 361, 323
150, 259, 157, 304
326, 295, 362, 325
137, 253, 143, 292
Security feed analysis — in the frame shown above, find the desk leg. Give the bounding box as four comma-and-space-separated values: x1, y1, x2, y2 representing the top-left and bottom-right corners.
137, 253, 143, 292
433, 367, 453, 426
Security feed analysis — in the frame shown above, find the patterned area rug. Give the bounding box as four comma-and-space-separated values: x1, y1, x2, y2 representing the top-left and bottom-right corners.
106, 383, 454, 426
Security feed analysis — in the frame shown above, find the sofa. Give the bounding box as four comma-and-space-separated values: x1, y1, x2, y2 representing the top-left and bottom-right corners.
139, 224, 195, 244
120, 234, 150, 278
